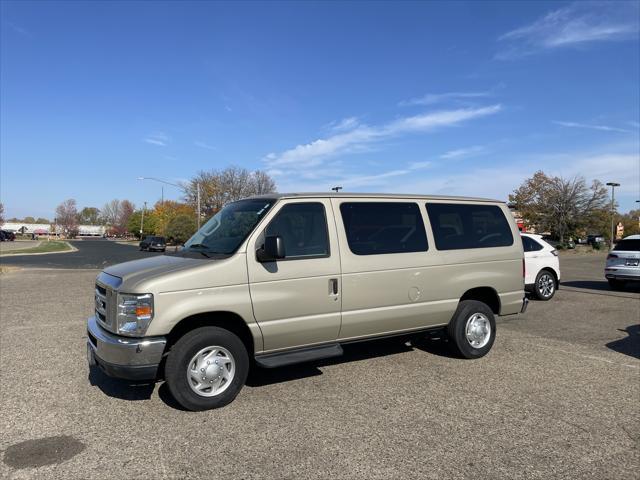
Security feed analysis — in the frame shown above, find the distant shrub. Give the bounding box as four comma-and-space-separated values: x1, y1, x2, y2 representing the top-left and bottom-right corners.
556, 244, 565, 250
592, 242, 602, 251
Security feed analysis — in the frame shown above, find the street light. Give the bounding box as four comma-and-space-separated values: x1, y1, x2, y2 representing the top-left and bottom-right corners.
137, 177, 202, 229
606, 182, 620, 248
140, 201, 147, 236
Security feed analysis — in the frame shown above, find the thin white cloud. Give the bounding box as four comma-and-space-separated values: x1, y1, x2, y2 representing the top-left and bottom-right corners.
553, 121, 630, 133
264, 105, 501, 171
400, 91, 491, 107
497, 1, 640, 60
629, 121, 640, 129
408, 161, 432, 170
143, 132, 169, 147
6, 22, 32, 37
194, 141, 216, 150
326, 117, 360, 132
440, 145, 488, 159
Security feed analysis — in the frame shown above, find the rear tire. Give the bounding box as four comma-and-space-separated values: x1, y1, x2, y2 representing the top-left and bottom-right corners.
608, 278, 625, 291
447, 300, 496, 359
165, 327, 249, 411
534, 270, 556, 300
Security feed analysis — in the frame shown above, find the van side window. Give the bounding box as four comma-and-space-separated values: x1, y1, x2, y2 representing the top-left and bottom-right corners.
522, 236, 543, 252
426, 203, 513, 250
265, 203, 329, 258
340, 202, 428, 255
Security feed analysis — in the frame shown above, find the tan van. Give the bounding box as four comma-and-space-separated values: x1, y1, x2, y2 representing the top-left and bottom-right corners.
87, 193, 527, 410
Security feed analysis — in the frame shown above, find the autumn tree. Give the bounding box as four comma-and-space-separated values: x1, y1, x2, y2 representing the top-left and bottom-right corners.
127, 209, 157, 239
165, 214, 197, 245
116, 200, 135, 235
55, 199, 79, 238
509, 171, 609, 242
183, 166, 276, 217
620, 209, 640, 237
78, 207, 101, 225
152, 200, 194, 236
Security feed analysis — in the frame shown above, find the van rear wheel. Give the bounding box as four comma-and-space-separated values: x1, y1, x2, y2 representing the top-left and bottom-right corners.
447, 300, 496, 359
165, 326, 249, 411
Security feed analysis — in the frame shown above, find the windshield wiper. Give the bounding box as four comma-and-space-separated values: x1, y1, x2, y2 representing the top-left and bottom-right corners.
186, 244, 216, 257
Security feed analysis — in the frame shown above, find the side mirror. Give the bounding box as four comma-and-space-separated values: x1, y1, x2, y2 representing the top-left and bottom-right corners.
257, 235, 286, 262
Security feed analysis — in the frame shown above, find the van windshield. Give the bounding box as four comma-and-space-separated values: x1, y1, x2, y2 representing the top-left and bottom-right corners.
184, 199, 274, 255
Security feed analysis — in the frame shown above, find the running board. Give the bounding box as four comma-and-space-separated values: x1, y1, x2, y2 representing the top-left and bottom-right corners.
255, 344, 343, 369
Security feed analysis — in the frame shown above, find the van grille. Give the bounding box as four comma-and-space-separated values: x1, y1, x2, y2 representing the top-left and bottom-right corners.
95, 282, 117, 332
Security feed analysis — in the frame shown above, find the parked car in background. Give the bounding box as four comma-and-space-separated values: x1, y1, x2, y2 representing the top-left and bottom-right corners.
605, 235, 640, 290
541, 235, 575, 249
522, 233, 561, 300
139, 236, 166, 252
587, 234, 605, 246
0, 230, 16, 241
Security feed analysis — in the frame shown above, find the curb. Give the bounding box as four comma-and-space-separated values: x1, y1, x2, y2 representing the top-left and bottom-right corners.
0, 241, 78, 257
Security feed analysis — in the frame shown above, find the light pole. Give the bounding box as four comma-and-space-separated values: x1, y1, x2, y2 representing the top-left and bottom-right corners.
140, 201, 147, 237
137, 177, 202, 229
606, 182, 620, 248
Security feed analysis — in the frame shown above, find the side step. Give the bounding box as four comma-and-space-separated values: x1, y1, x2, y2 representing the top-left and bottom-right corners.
255, 344, 343, 369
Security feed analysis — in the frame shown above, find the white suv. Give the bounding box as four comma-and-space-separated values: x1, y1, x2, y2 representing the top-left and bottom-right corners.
606, 235, 640, 290
521, 233, 561, 300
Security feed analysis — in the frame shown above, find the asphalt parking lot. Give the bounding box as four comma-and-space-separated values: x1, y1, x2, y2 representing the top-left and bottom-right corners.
0, 252, 638, 479
0, 239, 163, 269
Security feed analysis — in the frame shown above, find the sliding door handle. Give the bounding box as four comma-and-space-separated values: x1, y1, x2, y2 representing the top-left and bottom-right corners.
329, 278, 339, 295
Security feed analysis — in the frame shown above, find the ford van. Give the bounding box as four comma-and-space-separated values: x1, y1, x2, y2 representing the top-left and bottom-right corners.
87, 193, 527, 410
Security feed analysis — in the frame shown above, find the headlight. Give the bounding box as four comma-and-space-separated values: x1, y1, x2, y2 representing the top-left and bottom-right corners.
117, 293, 153, 336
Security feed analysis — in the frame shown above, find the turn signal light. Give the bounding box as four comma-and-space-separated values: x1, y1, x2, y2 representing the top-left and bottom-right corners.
136, 306, 153, 318
606, 254, 618, 260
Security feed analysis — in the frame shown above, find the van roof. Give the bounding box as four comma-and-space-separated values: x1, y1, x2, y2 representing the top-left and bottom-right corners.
247, 192, 504, 203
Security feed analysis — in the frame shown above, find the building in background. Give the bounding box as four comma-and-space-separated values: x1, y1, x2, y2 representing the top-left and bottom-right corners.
0, 222, 106, 237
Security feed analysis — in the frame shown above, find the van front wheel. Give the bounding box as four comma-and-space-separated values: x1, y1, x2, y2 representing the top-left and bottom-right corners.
165, 326, 249, 411
447, 300, 496, 359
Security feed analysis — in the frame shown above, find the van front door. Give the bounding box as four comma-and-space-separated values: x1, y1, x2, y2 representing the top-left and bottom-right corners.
246, 200, 341, 352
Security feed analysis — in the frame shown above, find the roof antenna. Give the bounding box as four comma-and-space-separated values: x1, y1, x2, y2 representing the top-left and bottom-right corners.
331, 186, 343, 193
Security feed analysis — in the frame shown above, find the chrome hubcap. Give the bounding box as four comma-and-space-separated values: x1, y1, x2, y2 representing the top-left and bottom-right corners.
465, 313, 491, 349
538, 274, 555, 297
187, 346, 235, 397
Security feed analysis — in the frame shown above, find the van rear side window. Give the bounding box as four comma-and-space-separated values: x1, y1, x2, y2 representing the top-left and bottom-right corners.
340, 202, 428, 255
426, 203, 513, 250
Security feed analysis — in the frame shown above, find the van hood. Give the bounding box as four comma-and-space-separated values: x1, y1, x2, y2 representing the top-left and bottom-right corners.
104, 254, 204, 288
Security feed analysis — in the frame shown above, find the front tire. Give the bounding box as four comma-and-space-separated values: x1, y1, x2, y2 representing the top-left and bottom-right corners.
534, 270, 556, 300
447, 300, 496, 359
165, 327, 249, 411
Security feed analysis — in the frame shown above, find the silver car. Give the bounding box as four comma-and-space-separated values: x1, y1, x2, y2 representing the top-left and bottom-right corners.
605, 235, 640, 290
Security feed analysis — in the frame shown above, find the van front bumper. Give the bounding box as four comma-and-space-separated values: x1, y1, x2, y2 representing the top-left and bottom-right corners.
86, 316, 166, 380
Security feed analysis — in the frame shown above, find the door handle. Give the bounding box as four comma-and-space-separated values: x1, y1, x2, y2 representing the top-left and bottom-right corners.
329, 278, 339, 295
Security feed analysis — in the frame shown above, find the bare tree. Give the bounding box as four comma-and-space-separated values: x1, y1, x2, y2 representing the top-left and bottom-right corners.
100, 199, 121, 226
55, 199, 79, 238
509, 171, 609, 242
0, 202, 5, 226
183, 167, 277, 216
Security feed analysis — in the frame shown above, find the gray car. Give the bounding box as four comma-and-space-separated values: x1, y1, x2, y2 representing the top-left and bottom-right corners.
605, 235, 640, 290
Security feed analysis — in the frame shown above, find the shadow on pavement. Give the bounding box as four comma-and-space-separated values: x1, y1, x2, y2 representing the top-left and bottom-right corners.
606, 325, 640, 360
561, 280, 640, 295
90, 334, 457, 409
88, 366, 155, 401
247, 334, 453, 388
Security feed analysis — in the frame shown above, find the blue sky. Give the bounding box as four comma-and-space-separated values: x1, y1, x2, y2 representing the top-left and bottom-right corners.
1, 0, 639, 219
